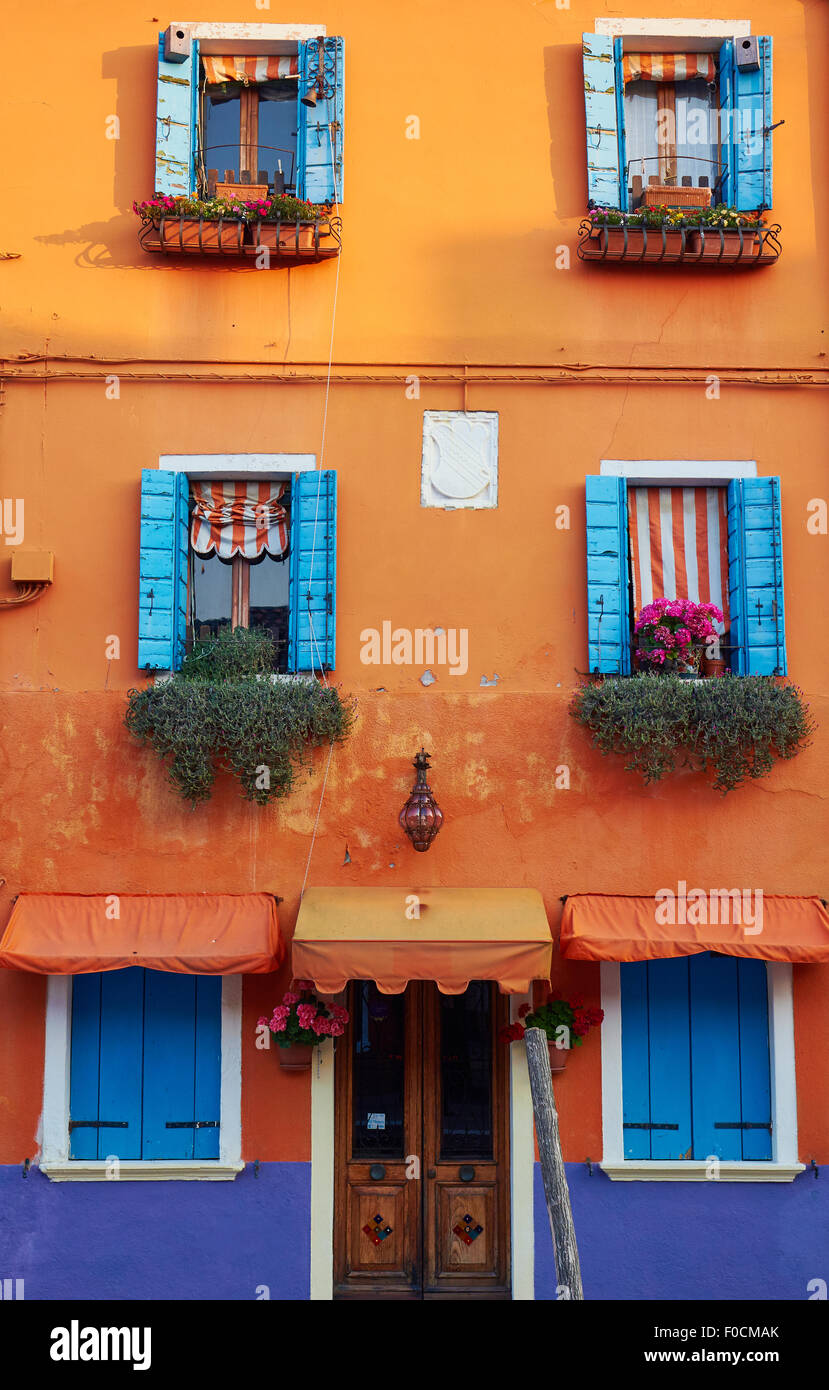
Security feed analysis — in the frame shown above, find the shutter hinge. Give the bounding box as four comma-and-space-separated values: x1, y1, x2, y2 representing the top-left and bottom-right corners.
165, 1121, 220, 1129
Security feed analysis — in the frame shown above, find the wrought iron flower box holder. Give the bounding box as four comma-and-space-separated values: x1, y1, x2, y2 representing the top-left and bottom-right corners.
139, 215, 342, 263
578, 220, 781, 266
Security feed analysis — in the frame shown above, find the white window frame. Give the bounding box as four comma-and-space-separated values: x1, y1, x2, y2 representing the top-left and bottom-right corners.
40, 975, 243, 1182
173, 22, 326, 54
600, 961, 804, 1182
601, 459, 756, 485
596, 18, 750, 45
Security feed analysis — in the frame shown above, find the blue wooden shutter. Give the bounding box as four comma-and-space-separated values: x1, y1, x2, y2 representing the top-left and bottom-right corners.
690, 955, 771, 1161
289, 470, 337, 671
726, 477, 786, 675
70, 970, 144, 1160
585, 475, 631, 674
621, 960, 693, 1160
154, 31, 199, 197
297, 37, 344, 203
718, 38, 773, 210
138, 469, 190, 671
141, 971, 221, 1160
582, 33, 622, 207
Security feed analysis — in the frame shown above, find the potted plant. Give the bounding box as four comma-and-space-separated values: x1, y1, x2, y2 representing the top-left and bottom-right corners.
634, 598, 724, 675
259, 982, 349, 1070
244, 193, 327, 254
686, 205, 765, 261
134, 194, 249, 253
499, 998, 604, 1073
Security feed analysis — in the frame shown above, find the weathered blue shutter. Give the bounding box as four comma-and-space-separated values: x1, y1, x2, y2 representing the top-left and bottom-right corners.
585, 475, 631, 674
155, 31, 200, 197
143, 972, 220, 1161
582, 33, 622, 207
289, 470, 337, 671
718, 38, 773, 210
689, 954, 742, 1160
138, 469, 189, 671
735, 959, 773, 1161
621, 960, 692, 1160
297, 36, 344, 203
727, 477, 786, 675
69, 970, 144, 1161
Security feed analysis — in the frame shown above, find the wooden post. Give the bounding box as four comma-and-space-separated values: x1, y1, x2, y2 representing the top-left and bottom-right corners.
524, 1026, 584, 1300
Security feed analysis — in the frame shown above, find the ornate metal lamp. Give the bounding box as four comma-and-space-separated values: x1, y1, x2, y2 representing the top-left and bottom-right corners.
398, 748, 443, 853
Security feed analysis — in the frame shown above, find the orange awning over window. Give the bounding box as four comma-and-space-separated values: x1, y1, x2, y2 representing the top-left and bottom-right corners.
0, 893, 284, 975
292, 887, 552, 994
560, 894, 829, 964
622, 53, 716, 85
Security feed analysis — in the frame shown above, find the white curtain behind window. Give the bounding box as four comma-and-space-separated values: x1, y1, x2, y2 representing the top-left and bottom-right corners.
624, 78, 718, 194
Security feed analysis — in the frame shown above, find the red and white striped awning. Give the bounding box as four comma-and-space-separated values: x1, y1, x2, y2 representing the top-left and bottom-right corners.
628, 486, 729, 628
190, 481, 288, 560
622, 53, 716, 85
202, 54, 299, 85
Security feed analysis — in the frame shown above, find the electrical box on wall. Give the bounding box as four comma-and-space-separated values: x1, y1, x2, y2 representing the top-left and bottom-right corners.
163, 23, 191, 63
11, 551, 54, 583
735, 36, 760, 71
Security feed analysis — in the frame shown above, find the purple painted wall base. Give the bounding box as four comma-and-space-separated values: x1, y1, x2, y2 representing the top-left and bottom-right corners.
0, 1163, 310, 1300
535, 1164, 829, 1300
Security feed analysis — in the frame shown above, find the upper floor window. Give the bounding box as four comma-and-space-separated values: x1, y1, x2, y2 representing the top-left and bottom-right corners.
583, 31, 773, 213
585, 470, 786, 676
155, 24, 344, 204
138, 465, 337, 674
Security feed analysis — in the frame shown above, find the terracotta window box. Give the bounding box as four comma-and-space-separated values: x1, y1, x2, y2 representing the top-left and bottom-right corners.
578, 220, 781, 267
139, 216, 342, 264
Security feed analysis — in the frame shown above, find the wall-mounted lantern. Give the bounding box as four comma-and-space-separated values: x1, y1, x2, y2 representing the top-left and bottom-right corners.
399, 748, 443, 853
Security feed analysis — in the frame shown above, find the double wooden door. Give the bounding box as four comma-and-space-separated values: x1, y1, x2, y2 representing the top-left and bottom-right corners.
334, 981, 510, 1299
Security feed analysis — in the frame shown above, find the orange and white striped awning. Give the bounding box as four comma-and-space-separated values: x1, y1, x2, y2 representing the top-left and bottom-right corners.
622, 53, 716, 85
202, 54, 300, 85
190, 481, 289, 560
628, 486, 729, 628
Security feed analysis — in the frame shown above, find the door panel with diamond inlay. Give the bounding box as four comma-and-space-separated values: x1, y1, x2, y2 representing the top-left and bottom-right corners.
334, 981, 510, 1299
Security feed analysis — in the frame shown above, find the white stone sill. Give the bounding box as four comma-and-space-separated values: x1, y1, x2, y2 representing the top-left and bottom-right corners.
40, 1161, 245, 1183
601, 1161, 805, 1183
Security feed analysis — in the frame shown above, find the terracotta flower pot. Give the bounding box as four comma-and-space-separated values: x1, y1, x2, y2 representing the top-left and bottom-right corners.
686, 228, 763, 262
702, 656, 728, 678
160, 217, 246, 253
248, 221, 318, 253
277, 1043, 315, 1071
594, 226, 686, 261
547, 1041, 569, 1073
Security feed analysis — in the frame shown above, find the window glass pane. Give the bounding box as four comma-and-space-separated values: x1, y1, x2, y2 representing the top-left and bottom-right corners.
439, 982, 493, 1159
258, 83, 299, 191
675, 78, 718, 188
193, 553, 232, 639
204, 86, 241, 181
624, 80, 659, 193
249, 554, 290, 671
352, 983, 406, 1159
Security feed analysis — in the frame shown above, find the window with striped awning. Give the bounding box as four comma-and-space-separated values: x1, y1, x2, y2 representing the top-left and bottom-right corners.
627, 486, 729, 630
190, 481, 289, 560
622, 53, 716, 85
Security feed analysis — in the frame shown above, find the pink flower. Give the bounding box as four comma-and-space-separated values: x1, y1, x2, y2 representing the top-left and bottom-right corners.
297, 1004, 317, 1029
282, 992, 299, 1005
311, 1015, 331, 1035
257, 1015, 269, 1028
329, 1020, 346, 1036
330, 1004, 349, 1023
295, 980, 315, 992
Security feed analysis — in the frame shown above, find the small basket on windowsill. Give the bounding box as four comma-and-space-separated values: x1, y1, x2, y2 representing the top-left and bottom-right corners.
214, 180, 269, 202
642, 185, 713, 210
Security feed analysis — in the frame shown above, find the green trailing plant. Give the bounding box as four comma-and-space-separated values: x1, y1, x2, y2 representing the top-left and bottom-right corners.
133, 193, 328, 226
125, 626, 354, 806
570, 674, 814, 794
587, 203, 763, 231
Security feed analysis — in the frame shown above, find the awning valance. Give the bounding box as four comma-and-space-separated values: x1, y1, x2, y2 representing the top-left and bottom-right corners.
292, 887, 552, 994
0, 893, 284, 974
623, 53, 716, 85
191, 480, 288, 560
560, 894, 829, 964
203, 54, 299, 85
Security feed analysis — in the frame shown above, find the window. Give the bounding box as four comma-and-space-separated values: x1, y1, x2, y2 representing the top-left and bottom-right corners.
621, 953, 771, 1162
69, 969, 222, 1161
138, 465, 337, 674
155, 26, 344, 204
583, 32, 773, 212
584, 471, 786, 676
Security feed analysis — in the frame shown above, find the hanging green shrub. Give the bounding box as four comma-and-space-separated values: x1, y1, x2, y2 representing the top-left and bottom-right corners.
569, 674, 814, 794
125, 627, 355, 806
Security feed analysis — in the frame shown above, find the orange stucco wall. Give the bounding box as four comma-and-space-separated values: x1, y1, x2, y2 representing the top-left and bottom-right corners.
1, 1, 827, 1167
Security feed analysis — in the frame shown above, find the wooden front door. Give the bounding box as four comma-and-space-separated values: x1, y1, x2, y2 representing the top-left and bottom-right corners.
334, 981, 510, 1300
